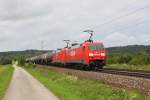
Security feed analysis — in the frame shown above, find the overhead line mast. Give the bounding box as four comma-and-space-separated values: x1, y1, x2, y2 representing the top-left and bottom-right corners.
63, 40, 71, 48
83, 30, 94, 42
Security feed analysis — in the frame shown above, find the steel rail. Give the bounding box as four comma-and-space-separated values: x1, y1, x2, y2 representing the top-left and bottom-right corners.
98, 68, 150, 79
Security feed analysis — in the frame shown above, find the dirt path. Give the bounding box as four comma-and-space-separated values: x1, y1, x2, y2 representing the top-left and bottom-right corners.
3, 65, 59, 100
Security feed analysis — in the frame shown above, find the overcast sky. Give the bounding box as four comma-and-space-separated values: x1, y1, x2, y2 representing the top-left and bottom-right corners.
0, 0, 150, 51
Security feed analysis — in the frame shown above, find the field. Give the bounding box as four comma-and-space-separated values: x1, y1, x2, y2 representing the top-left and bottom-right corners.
106, 64, 150, 71
24, 65, 150, 100
0, 65, 14, 100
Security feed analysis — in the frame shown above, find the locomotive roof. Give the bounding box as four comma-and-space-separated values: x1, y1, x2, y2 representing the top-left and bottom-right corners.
55, 41, 103, 52
81, 41, 103, 46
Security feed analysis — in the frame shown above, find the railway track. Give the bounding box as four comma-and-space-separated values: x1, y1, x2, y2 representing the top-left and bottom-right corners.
38, 64, 150, 79
98, 68, 150, 79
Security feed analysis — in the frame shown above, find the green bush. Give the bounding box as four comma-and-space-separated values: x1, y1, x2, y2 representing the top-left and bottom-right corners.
107, 52, 150, 65
0, 58, 12, 65
18, 58, 26, 66
107, 54, 120, 64
129, 53, 150, 65
24, 63, 37, 68
118, 55, 132, 64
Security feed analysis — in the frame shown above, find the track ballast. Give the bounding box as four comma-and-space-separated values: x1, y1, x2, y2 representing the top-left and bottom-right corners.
98, 68, 150, 79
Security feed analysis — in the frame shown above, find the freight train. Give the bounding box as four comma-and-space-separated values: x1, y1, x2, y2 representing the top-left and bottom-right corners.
26, 30, 106, 70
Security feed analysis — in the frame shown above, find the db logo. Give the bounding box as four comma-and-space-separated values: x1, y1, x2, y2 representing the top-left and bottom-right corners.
70, 51, 75, 56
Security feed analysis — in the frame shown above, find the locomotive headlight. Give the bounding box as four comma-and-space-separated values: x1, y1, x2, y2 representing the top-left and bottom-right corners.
89, 53, 94, 56
101, 53, 105, 56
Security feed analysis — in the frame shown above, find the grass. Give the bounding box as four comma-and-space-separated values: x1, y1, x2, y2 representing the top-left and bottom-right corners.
24, 65, 150, 100
106, 64, 150, 71
0, 65, 14, 100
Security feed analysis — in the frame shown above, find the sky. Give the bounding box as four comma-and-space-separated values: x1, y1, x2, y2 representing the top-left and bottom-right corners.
0, 0, 150, 51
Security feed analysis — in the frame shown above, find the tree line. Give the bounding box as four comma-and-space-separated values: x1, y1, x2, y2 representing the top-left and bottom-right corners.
107, 52, 150, 65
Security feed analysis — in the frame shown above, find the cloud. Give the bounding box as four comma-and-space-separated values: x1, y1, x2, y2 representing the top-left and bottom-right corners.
0, 0, 53, 21
138, 34, 150, 44
103, 32, 150, 47
103, 32, 138, 47
0, 0, 149, 51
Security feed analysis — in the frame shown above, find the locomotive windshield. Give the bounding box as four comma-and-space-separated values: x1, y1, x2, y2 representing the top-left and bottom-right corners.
89, 44, 104, 50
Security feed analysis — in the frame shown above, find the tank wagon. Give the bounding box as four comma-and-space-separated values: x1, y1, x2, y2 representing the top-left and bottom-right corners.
27, 30, 106, 70
26, 52, 53, 64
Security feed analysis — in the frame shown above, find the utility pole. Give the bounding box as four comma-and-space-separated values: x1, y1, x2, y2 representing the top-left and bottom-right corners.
41, 40, 44, 50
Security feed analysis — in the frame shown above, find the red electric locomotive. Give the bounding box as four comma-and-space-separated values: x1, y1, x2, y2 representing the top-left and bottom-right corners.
52, 42, 106, 69
52, 30, 106, 69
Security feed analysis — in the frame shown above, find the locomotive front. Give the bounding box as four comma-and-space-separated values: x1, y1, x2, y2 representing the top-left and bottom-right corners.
88, 42, 106, 69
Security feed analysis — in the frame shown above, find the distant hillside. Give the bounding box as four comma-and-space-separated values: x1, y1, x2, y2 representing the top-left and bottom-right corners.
0, 50, 51, 59
106, 45, 150, 54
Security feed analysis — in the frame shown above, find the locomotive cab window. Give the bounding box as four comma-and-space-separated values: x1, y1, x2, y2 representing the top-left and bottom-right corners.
89, 44, 104, 50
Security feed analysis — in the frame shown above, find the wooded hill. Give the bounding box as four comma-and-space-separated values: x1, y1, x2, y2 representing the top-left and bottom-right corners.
0, 50, 50, 58
106, 45, 150, 54
0, 50, 50, 65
